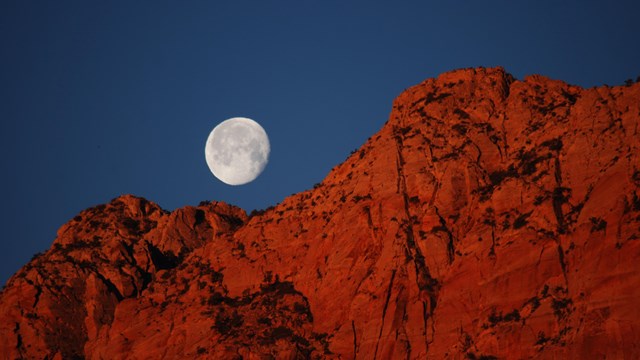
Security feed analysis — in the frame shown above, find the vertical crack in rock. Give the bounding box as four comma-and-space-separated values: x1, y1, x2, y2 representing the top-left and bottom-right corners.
32, 283, 42, 308
420, 290, 438, 351
556, 245, 568, 286
14, 322, 25, 357
552, 161, 566, 234
393, 127, 441, 353
374, 269, 396, 360
400, 303, 413, 359
434, 206, 455, 264
552, 156, 569, 287
351, 320, 358, 359
161, 316, 177, 359
471, 141, 484, 167
489, 224, 497, 259
364, 205, 378, 241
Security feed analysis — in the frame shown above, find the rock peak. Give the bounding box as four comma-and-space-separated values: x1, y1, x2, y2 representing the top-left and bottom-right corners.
2, 68, 640, 359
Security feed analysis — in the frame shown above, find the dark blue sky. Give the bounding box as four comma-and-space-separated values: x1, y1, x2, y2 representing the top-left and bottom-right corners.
1, 1, 639, 285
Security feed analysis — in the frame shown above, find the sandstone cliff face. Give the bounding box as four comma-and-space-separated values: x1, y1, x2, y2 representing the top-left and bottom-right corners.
1, 67, 639, 359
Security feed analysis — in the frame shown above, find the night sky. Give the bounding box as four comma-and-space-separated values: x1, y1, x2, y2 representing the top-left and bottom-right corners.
2, 1, 639, 285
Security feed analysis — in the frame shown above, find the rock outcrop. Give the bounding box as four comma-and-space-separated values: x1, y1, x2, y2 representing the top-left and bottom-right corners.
1, 67, 639, 359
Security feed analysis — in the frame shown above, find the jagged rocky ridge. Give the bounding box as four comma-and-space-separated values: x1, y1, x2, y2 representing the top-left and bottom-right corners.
1, 67, 639, 359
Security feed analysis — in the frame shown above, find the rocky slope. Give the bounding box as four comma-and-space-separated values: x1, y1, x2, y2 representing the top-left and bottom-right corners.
1, 67, 639, 359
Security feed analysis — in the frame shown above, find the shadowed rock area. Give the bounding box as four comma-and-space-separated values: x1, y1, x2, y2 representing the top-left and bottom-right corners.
1, 67, 639, 359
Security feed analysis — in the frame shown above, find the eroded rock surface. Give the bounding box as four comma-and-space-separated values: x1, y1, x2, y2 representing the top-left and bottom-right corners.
1, 67, 639, 359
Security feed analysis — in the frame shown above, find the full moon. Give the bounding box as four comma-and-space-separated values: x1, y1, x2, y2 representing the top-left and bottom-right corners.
204, 117, 270, 185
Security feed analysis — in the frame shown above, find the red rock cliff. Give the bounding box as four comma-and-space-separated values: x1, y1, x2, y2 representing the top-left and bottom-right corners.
1, 67, 639, 359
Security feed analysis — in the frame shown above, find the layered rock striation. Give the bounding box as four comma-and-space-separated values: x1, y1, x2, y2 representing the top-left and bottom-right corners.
2, 67, 639, 359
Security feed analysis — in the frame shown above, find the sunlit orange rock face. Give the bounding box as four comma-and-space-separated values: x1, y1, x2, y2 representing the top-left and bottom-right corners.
2, 67, 639, 359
